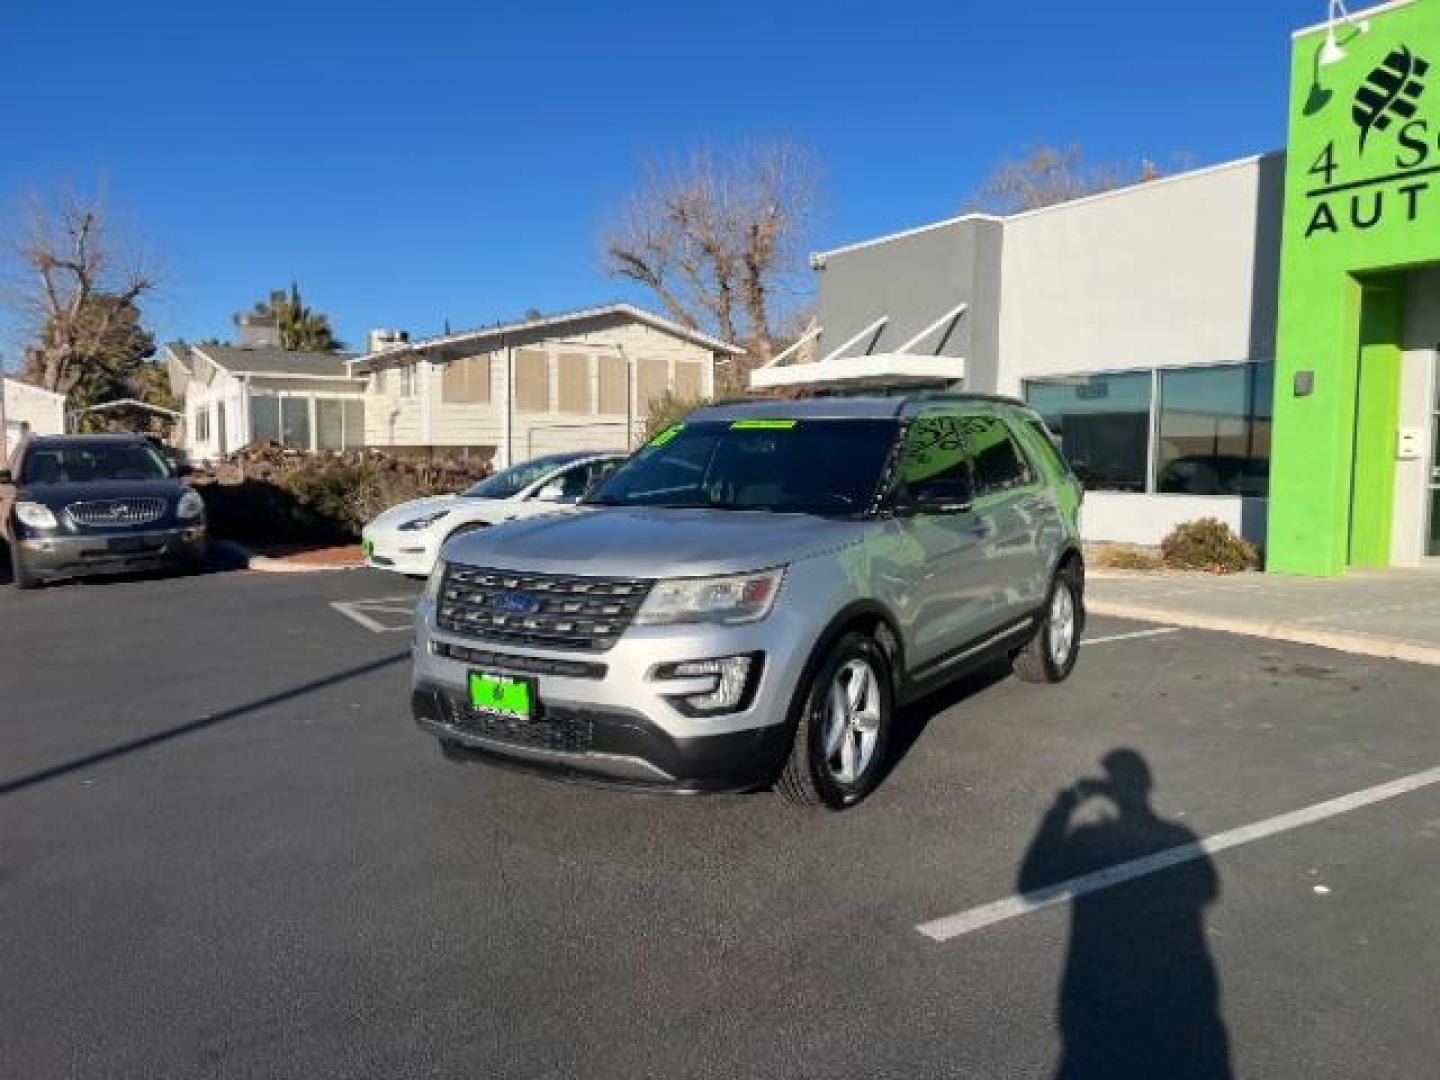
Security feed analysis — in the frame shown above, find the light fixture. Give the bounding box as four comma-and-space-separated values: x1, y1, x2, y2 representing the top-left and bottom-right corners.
1320, 0, 1370, 67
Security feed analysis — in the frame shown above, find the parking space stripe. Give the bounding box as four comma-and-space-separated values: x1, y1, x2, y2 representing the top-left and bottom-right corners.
916, 764, 1440, 943
1084, 627, 1181, 646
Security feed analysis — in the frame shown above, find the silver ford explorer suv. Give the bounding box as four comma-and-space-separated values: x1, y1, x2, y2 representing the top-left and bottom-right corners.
412, 394, 1084, 810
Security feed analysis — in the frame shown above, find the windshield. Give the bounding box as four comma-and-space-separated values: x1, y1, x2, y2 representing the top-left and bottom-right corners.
21, 442, 172, 484
585, 419, 899, 517
463, 455, 584, 499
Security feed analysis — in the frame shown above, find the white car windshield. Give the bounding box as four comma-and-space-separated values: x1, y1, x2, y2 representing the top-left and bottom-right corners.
462, 454, 589, 500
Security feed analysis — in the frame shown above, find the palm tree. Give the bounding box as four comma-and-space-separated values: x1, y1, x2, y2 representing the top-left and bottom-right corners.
274, 283, 341, 351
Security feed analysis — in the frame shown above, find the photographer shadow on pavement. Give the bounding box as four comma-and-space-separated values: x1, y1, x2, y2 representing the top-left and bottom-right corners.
1018, 749, 1232, 1080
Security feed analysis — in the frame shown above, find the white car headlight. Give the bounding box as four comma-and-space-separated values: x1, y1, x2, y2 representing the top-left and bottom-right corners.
15, 501, 59, 530
635, 568, 785, 626
176, 489, 205, 520
400, 509, 451, 531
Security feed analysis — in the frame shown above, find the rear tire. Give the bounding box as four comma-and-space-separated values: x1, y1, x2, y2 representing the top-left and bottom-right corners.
776, 632, 893, 810
1013, 564, 1082, 684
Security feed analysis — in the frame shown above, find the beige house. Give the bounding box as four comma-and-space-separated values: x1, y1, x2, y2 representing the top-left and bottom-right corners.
165, 343, 367, 461
351, 303, 741, 466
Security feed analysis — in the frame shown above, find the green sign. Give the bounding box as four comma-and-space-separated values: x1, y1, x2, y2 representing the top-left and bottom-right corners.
1270, 0, 1440, 575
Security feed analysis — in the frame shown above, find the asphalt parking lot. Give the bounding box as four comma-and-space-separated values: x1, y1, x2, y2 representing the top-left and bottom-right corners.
4, 566, 1440, 1079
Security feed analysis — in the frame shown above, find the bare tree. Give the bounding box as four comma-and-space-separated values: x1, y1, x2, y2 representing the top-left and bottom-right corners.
4, 190, 158, 395
603, 140, 820, 362
970, 145, 1155, 214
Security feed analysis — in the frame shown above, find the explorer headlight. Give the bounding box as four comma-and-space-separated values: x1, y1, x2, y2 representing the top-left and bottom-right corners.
400, 509, 451, 531
176, 489, 205, 520
15, 501, 59, 530
634, 567, 785, 626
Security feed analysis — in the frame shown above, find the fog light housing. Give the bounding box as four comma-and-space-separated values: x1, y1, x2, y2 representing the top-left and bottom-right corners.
652, 653, 763, 716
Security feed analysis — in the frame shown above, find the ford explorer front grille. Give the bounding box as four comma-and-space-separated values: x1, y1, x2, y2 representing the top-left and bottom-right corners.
67, 498, 168, 527
437, 564, 654, 652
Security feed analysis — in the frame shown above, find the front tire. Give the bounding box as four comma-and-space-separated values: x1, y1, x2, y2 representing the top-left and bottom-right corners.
9, 540, 40, 590
1013, 564, 1082, 684
777, 632, 893, 810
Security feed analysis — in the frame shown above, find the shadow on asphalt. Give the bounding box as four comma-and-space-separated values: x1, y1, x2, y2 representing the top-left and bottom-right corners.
0, 651, 409, 797
0, 537, 248, 590
1019, 750, 1233, 1080
879, 659, 1013, 788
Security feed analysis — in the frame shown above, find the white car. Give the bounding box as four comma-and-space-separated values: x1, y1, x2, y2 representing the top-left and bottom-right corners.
361, 452, 625, 576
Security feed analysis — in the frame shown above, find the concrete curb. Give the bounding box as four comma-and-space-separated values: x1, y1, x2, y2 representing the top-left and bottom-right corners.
210, 539, 363, 575
1087, 598, 1440, 667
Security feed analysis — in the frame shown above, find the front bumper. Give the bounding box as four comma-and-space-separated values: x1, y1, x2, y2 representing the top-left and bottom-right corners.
361, 527, 438, 576
17, 526, 206, 581
411, 598, 817, 792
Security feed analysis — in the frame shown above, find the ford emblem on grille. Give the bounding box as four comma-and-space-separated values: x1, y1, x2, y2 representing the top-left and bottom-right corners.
490, 590, 540, 615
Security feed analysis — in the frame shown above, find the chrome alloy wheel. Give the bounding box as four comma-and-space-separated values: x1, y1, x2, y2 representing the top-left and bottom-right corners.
821, 658, 882, 785
1048, 582, 1077, 667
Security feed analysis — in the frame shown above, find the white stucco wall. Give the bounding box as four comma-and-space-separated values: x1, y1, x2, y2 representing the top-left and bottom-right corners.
3, 378, 67, 461
995, 153, 1283, 391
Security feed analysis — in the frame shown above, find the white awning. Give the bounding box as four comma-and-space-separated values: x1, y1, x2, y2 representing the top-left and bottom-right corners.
750, 352, 965, 391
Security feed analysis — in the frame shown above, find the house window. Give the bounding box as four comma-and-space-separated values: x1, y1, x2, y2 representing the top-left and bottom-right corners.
280, 398, 312, 449
442, 355, 492, 404
252, 397, 281, 445
1156, 363, 1274, 496
557, 354, 590, 414
316, 398, 367, 451
598, 355, 628, 415
514, 350, 550, 412
398, 363, 416, 399
194, 407, 211, 443
1024, 373, 1152, 492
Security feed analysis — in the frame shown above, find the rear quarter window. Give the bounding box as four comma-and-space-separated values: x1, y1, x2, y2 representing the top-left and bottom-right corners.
1021, 418, 1074, 479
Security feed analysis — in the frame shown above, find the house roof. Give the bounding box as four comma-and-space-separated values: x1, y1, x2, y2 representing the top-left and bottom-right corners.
179, 344, 360, 380
349, 302, 744, 372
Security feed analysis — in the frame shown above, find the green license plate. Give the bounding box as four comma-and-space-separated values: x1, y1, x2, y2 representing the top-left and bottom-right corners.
468, 672, 535, 719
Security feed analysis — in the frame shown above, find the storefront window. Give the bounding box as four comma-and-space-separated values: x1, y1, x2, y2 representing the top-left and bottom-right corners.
1024, 373, 1152, 492
1156, 363, 1273, 497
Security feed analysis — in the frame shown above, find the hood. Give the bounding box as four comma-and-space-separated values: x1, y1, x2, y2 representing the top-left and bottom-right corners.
444, 507, 869, 579
369, 493, 461, 529
21, 478, 187, 506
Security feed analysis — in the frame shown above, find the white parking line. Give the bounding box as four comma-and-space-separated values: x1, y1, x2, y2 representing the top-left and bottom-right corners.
916, 763, 1440, 943
1085, 627, 1181, 646
331, 597, 419, 634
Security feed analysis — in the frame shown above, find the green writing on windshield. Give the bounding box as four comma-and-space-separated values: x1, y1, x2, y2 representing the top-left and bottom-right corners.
649, 424, 684, 448
730, 419, 797, 430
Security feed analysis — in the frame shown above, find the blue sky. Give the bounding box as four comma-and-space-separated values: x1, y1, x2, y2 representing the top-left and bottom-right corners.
1, 0, 1330, 356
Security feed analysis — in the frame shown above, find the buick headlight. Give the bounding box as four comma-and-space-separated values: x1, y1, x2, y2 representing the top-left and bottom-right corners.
176, 489, 205, 520
400, 509, 451, 531
423, 558, 447, 602
635, 567, 785, 626
15, 501, 58, 530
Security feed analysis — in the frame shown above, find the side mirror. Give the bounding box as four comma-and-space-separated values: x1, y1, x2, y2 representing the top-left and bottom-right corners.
896, 477, 975, 517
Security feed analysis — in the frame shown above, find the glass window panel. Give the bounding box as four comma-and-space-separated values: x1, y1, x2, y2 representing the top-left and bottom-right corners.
316, 399, 344, 451
344, 399, 366, 448
251, 397, 280, 445
280, 398, 311, 449
965, 416, 1031, 496
1024, 373, 1151, 492
1156, 363, 1272, 497
1429, 490, 1440, 558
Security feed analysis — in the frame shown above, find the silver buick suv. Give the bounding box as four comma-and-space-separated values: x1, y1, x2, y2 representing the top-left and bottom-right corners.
411, 394, 1085, 810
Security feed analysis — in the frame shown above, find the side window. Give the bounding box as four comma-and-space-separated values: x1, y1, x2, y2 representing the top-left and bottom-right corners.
897, 410, 971, 502
963, 415, 1032, 498
556, 463, 596, 501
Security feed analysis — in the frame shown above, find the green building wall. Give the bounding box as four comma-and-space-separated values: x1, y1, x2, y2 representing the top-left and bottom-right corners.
1271, 0, 1440, 575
